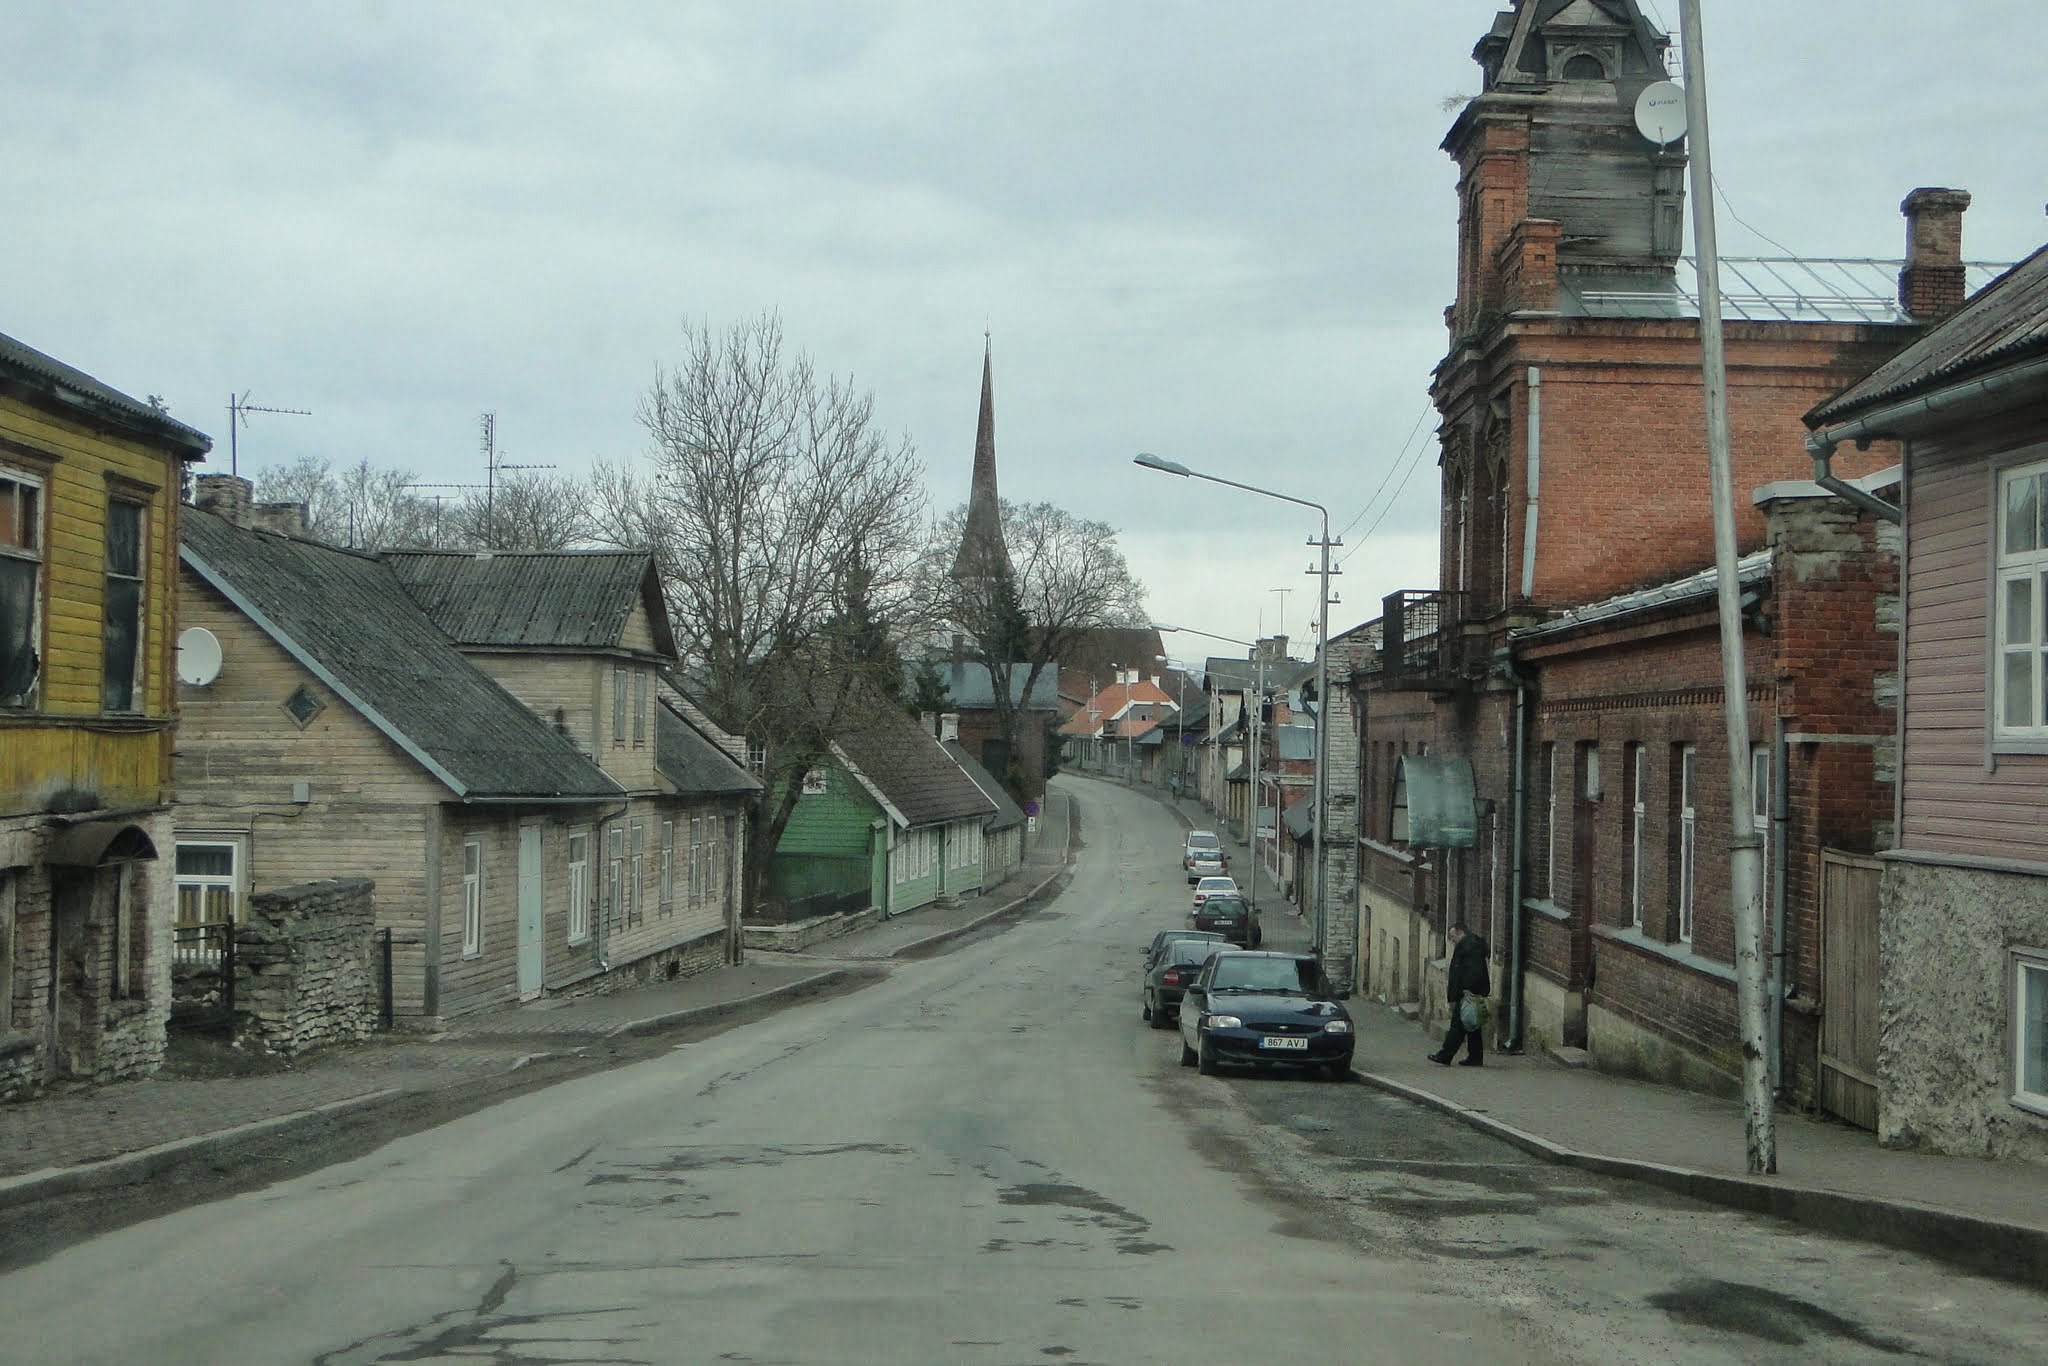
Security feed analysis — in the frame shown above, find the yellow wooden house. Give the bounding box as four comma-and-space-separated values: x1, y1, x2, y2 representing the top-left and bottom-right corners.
0, 329, 210, 1098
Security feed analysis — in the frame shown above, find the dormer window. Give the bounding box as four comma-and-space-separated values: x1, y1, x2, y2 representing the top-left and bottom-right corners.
1557, 48, 1612, 81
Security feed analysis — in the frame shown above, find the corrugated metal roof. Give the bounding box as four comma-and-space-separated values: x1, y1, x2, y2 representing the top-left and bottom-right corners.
657, 701, 761, 798
1512, 551, 1771, 644
1809, 243, 2048, 424
943, 741, 1025, 832
914, 662, 1061, 712
382, 550, 675, 656
181, 509, 621, 800
1564, 258, 2012, 326
834, 693, 998, 828
0, 329, 211, 455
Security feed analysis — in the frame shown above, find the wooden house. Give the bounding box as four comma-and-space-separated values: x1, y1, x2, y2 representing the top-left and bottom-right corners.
1804, 240, 2048, 1159
1, 329, 210, 1098
173, 480, 757, 1022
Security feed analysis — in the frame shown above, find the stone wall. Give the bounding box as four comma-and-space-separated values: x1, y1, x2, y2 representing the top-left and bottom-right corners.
234, 878, 378, 1058
743, 908, 880, 954
553, 927, 728, 999
1880, 860, 2048, 1161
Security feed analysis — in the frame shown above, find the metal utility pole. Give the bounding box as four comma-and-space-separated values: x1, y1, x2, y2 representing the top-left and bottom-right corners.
1681, 0, 1774, 1174
226, 392, 311, 477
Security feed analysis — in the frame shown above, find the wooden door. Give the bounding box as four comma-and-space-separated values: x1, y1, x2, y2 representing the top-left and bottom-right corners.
1818, 850, 1883, 1130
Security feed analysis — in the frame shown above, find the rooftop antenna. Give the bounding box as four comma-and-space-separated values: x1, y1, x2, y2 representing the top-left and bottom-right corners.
226, 391, 311, 477
478, 411, 556, 525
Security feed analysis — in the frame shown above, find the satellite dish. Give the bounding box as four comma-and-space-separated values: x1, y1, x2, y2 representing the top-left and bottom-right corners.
1634, 80, 1688, 146
177, 627, 222, 686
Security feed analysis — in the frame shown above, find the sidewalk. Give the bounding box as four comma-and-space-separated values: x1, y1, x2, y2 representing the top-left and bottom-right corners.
0, 787, 1073, 1212
1119, 772, 2048, 1290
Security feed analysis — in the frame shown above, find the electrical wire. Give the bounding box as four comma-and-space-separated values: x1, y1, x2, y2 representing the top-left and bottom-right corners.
1335, 398, 1434, 544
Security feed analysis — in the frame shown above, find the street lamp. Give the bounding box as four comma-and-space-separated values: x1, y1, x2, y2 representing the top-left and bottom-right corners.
1137, 455, 1335, 965
1156, 623, 1272, 920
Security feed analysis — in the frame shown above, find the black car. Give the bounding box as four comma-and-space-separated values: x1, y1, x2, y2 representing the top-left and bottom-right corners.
1189, 894, 1261, 947
1143, 937, 1225, 1028
1177, 951, 1353, 1080
1142, 928, 1227, 974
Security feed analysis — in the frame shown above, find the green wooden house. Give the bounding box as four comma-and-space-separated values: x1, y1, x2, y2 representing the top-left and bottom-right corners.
769, 702, 997, 919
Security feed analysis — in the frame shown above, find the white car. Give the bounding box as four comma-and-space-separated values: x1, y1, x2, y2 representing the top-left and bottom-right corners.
1192, 876, 1240, 909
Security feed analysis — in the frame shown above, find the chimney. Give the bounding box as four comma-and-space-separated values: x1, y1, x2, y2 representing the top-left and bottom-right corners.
250, 501, 309, 537
951, 633, 965, 665
192, 473, 253, 528
1899, 187, 1972, 321
940, 713, 960, 743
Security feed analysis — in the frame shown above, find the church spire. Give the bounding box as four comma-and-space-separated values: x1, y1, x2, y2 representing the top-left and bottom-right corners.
953, 333, 1011, 579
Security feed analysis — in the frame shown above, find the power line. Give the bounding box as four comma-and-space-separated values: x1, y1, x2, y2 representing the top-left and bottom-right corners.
1338, 428, 1435, 570
1335, 398, 1434, 543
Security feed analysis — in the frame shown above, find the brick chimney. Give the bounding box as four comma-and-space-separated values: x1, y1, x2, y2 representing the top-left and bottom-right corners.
193, 473, 253, 527
1899, 187, 1972, 321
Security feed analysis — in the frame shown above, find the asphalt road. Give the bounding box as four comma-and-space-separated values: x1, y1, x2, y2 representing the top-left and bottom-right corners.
0, 779, 2040, 1364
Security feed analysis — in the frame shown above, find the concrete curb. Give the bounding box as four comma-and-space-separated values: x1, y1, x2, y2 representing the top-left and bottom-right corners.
1353, 1068, 2048, 1293
0, 1088, 404, 1215
603, 968, 854, 1039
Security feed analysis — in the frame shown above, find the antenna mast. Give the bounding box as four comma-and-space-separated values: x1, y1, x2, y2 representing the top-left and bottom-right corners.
226, 391, 312, 477
478, 411, 555, 524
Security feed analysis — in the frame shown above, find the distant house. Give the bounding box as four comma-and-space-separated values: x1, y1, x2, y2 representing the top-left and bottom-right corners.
173, 477, 756, 1022
769, 699, 996, 920
1804, 239, 2048, 1160
1, 329, 211, 1098
943, 737, 1028, 882
920, 660, 1061, 799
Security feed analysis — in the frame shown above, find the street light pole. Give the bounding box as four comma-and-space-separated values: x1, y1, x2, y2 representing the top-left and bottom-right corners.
1139, 456, 1337, 965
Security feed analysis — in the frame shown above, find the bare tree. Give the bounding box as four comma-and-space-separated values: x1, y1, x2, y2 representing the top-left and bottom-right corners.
929, 499, 1150, 793
447, 472, 595, 550
251, 455, 434, 549
590, 312, 928, 911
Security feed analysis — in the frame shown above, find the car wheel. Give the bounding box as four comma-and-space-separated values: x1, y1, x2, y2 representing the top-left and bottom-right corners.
1141, 996, 1152, 1023
1197, 1036, 1219, 1076
1178, 1037, 1197, 1067
1324, 1059, 1351, 1082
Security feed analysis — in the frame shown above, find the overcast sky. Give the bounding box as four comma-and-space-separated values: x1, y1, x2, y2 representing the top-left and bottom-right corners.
5, 1, 2044, 660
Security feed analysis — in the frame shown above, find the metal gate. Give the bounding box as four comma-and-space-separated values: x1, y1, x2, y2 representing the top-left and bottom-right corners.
1818, 850, 1883, 1130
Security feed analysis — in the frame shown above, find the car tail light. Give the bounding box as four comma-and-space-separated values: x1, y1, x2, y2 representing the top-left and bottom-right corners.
1162, 969, 1182, 985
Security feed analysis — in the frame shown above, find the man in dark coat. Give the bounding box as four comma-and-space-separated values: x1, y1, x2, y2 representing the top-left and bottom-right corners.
1428, 920, 1491, 1067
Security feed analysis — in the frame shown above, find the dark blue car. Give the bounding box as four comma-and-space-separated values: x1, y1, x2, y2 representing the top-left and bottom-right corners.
1177, 951, 1353, 1080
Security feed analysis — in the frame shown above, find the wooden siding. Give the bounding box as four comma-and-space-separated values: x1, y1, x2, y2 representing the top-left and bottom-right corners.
1901, 429, 2048, 860
2, 394, 184, 816
775, 764, 882, 858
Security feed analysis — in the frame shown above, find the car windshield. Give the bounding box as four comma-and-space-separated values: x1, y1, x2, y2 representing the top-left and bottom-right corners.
1200, 898, 1247, 919
1209, 958, 1320, 994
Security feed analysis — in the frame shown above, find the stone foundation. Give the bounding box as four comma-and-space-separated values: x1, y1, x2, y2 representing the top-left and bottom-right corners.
1586, 1002, 1742, 1098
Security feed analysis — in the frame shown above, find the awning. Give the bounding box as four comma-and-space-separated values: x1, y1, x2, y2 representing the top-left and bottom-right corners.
45, 821, 159, 867
1394, 756, 1477, 849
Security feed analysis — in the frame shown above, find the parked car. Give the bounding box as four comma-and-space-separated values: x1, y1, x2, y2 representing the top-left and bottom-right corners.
1190, 893, 1261, 947
1191, 875, 1239, 909
1177, 951, 1353, 1080
1185, 847, 1227, 882
1143, 937, 1226, 1028
1183, 831, 1228, 881
1143, 928, 1228, 973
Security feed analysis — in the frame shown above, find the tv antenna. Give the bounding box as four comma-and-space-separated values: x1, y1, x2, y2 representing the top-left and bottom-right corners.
226, 391, 312, 476
478, 411, 555, 522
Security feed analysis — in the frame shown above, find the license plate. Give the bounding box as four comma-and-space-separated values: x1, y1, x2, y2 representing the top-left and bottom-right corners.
1258, 1036, 1308, 1050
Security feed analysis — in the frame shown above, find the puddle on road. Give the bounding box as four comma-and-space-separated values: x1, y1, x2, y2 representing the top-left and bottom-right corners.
1648, 1278, 1914, 1354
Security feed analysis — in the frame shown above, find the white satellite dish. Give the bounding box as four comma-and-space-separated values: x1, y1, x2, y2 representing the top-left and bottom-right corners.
1633, 80, 1688, 146
177, 627, 223, 686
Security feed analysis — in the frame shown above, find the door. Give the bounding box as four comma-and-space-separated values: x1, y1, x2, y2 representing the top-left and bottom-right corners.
1818, 850, 1882, 1130
517, 826, 544, 999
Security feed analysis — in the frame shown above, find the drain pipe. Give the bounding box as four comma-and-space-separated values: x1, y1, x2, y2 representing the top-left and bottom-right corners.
1503, 648, 1531, 1053
1805, 356, 2048, 523
1521, 367, 1542, 598
1770, 714, 1789, 1095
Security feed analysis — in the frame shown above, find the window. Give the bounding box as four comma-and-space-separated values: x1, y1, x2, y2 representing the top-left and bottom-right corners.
1561, 51, 1608, 80
463, 839, 483, 956
1544, 742, 1559, 900
1390, 761, 1411, 843
567, 831, 590, 944
103, 499, 146, 712
801, 768, 829, 796
660, 820, 675, 912
628, 821, 645, 926
633, 669, 648, 747
1751, 743, 1772, 904
174, 840, 240, 963
106, 864, 141, 999
1997, 461, 2048, 736
0, 468, 43, 708
613, 667, 628, 745
747, 740, 766, 775
2015, 950, 2048, 1112
1674, 745, 1697, 944
605, 827, 624, 929
1625, 744, 1647, 931
689, 815, 704, 903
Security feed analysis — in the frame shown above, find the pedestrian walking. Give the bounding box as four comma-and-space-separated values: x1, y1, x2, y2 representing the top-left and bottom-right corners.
1428, 920, 1491, 1067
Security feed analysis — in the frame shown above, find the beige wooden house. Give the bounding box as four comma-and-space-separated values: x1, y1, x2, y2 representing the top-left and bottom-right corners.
173, 477, 757, 1022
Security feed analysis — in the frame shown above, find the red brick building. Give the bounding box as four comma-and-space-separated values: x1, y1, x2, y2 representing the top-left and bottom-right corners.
1345, 0, 1984, 1113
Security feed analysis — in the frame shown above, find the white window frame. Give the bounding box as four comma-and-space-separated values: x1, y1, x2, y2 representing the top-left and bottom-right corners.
174, 837, 242, 961
613, 667, 628, 745
660, 819, 675, 912
633, 668, 648, 747
801, 768, 828, 796
567, 830, 590, 945
462, 838, 483, 957
1627, 744, 1647, 931
0, 465, 45, 711
1996, 460, 2048, 738
2014, 948, 2048, 1115
1544, 742, 1559, 901
1677, 745, 1697, 945
605, 826, 624, 929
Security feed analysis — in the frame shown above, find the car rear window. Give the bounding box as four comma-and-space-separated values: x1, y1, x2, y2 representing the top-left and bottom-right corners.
1200, 899, 1247, 919
1186, 834, 1220, 850
1167, 940, 1221, 965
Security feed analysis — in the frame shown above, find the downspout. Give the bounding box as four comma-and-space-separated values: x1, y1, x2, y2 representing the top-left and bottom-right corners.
1504, 649, 1530, 1053
592, 798, 630, 971
1521, 366, 1542, 598
1770, 714, 1789, 1095
1804, 356, 2048, 524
